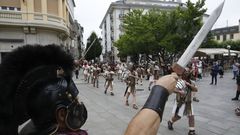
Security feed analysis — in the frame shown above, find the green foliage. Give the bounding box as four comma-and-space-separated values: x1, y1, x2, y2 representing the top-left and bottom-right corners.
221, 40, 240, 50
85, 32, 102, 61
114, 0, 208, 64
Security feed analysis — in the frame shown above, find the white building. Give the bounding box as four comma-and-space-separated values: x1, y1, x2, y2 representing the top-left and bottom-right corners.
99, 0, 185, 62
70, 20, 84, 59
211, 20, 240, 42
0, 0, 80, 62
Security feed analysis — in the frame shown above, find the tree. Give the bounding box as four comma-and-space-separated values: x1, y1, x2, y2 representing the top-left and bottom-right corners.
219, 40, 240, 50
114, 0, 208, 65
84, 32, 102, 61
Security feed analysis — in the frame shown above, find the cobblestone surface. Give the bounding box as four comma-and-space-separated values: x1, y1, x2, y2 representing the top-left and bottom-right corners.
76, 71, 240, 135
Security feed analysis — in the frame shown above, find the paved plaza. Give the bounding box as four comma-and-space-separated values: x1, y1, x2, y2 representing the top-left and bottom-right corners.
75, 71, 240, 135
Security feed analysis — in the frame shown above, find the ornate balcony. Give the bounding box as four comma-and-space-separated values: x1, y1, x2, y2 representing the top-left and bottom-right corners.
0, 10, 69, 35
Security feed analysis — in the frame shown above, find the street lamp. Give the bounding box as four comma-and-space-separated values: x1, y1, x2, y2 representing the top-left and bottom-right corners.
227, 45, 231, 67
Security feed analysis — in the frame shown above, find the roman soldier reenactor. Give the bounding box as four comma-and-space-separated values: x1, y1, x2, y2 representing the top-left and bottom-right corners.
104, 67, 115, 96
124, 64, 138, 109
167, 68, 198, 135
0, 45, 88, 135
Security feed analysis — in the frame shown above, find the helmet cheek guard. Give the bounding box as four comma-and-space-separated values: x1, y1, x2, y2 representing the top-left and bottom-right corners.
56, 78, 88, 131
65, 101, 88, 130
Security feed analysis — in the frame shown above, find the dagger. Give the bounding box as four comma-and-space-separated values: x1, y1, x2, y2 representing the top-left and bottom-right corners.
172, 0, 225, 74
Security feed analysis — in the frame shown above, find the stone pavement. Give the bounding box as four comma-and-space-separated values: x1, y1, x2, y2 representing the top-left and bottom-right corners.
74, 71, 240, 135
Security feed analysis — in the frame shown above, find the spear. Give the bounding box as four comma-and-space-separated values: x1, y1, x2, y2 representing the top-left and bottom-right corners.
82, 38, 97, 59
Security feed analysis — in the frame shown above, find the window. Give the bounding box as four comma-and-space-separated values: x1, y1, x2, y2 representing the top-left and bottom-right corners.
223, 30, 228, 33
217, 35, 220, 40
119, 14, 124, 20
230, 34, 234, 39
119, 23, 124, 31
9, 7, 15, 10
1, 6, 7, 10
223, 35, 226, 41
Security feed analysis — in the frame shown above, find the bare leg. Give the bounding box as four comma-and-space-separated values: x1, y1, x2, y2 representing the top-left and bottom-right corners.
188, 115, 195, 128
148, 82, 153, 90
125, 92, 130, 106
188, 115, 196, 135
132, 92, 138, 109
171, 115, 181, 123
168, 115, 181, 130
105, 81, 110, 94
109, 81, 114, 96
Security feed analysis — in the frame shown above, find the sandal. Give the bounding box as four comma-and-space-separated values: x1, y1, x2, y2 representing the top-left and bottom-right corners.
188, 130, 196, 135
133, 104, 138, 110
125, 100, 129, 106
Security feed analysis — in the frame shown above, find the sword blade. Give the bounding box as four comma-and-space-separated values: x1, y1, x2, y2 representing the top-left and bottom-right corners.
177, 1, 225, 68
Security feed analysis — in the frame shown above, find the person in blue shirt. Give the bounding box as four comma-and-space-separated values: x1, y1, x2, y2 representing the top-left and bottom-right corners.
232, 62, 239, 80
210, 61, 219, 85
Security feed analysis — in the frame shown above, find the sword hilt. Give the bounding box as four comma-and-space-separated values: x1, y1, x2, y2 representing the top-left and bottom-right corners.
172, 63, 185, 75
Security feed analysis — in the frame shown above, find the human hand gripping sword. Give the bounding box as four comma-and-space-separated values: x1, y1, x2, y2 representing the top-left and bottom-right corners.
172, 0, 225, 75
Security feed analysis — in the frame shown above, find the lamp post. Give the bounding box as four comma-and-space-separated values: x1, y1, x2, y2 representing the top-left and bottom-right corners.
227, 45, 231, 67
111, 46, 115, 64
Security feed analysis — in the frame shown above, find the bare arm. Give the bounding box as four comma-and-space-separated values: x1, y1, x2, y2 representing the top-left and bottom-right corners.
124, 109, 160, 135
124, 73, 178, 135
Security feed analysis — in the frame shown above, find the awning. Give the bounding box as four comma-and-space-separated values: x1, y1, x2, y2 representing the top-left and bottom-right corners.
195, 48, 240, 57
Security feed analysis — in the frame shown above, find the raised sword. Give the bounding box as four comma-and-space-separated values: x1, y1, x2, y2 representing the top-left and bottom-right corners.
172, 0, 225, 74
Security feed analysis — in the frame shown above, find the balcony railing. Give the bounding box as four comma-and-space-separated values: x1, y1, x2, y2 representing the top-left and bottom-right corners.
0, 11, 22, 19
0, 10, 67, 33
34, 12, 43, 20
47, 14, 62, 23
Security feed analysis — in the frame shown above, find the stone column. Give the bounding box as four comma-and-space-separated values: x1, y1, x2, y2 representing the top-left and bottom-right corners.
27, 0, 34, 20
20, 0, 27, 20
41, 0, 47, 21
63, 0, 67, 24
58, 0, 63, 17
58, 0, 63, 23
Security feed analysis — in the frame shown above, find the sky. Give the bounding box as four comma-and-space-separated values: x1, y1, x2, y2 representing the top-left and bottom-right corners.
74, 0, 240, 44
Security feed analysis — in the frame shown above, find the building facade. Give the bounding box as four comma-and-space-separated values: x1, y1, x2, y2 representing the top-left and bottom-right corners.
211, 20, 240, 42
70, 20, 84, 59
99, 0, 185, 62
0, 0, 81, 62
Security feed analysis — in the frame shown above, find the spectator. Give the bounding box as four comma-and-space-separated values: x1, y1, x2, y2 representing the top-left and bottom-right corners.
232, 64, 240, 100
210, 62, 219, 85
232, 62, 239, 80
